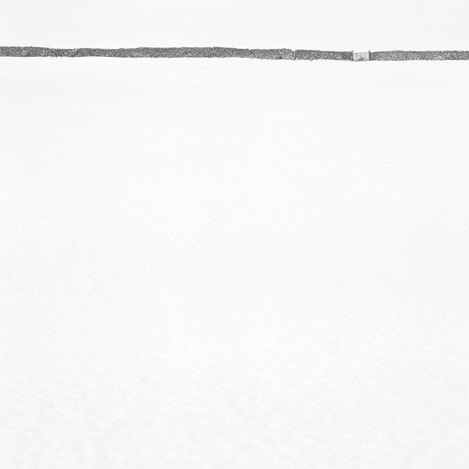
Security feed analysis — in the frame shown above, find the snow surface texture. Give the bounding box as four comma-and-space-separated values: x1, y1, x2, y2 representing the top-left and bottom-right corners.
1, 59, 469, 468
2, 47, 469, 60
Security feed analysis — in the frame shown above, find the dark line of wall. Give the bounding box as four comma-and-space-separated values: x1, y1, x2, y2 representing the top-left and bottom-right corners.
371, 50, 469, 61
294, 50, 352, 60
1, 47, 469, 61
0, 47, 351, 60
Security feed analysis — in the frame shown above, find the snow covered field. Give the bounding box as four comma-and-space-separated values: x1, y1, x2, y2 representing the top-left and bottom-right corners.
1, 59, 469, 468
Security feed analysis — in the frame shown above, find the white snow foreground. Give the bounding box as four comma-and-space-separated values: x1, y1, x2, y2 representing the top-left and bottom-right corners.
1, 59, 469, 468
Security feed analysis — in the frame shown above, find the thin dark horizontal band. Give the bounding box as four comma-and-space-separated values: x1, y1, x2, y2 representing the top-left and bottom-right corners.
1, 47, 469, 61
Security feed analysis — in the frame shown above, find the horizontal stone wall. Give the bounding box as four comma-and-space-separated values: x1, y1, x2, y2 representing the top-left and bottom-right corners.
0, 47, 352, 60
371, 50, 469, 61
1, 47, 469, 61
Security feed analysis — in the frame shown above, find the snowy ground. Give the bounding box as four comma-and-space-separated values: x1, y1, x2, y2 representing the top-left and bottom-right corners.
1, 59, 469, 468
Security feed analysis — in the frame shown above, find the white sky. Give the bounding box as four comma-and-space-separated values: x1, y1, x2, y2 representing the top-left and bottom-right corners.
1, 0, 469, 50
